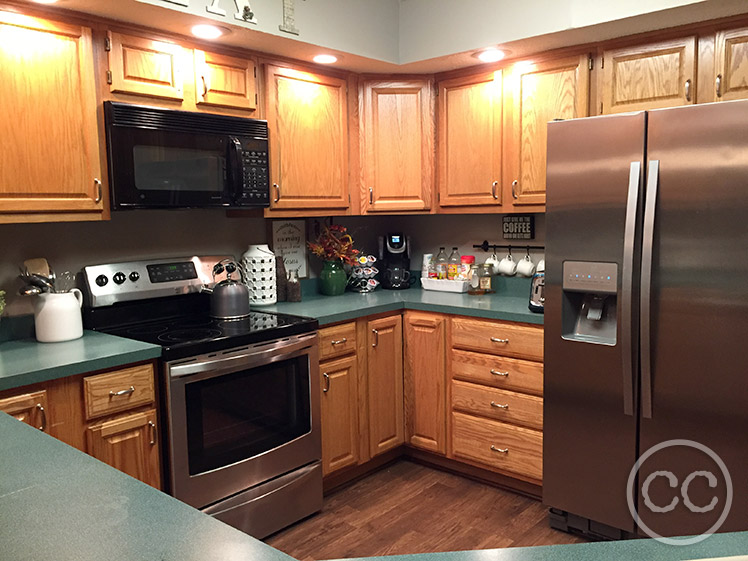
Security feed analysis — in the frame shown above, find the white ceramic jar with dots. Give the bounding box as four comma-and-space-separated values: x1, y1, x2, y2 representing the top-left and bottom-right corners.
241, 244, 277, 306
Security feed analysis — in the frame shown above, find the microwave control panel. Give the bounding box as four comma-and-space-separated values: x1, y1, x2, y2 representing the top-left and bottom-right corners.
239, 148, 269, 205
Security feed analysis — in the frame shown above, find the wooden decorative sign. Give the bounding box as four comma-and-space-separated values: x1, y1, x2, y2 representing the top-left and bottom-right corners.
502, 215, 535, 240
272, 220, 308, 278
148, 0, 258, 25
279, 0, 300, 35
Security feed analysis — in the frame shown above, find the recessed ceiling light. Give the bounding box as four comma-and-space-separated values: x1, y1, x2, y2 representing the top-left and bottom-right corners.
191, 24, 228, 40
475, 48, 507, 63
313, 54, 338, 64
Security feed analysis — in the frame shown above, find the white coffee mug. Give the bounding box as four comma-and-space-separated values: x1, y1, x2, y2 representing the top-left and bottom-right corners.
536, 259, 546, 273
485, 253, 501, 275
516, 255, 536, 277
497, 254, 517, 276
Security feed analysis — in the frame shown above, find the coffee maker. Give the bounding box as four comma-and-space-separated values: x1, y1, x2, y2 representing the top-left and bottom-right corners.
379, 233, 411, 290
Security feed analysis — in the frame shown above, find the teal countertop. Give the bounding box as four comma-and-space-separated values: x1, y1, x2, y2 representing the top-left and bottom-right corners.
3, 411, 747, 561
263, 286, 544, 326
0, 331, 162, 392
0, 413, 293, 561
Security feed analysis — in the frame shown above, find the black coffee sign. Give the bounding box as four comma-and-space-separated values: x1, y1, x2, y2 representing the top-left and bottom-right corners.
502, 215, 535, 240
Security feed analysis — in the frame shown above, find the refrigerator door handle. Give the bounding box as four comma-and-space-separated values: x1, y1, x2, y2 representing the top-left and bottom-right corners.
621, 161, 642, 417
640, 159, 660, 419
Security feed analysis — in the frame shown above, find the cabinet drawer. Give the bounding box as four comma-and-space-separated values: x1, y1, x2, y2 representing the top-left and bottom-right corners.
83, 364, 155, 420
452, 349, 543, 396
318, 322, 357, 360
452, 317, 543, 361
452, 380, 542, 430
452, 411, 542, 481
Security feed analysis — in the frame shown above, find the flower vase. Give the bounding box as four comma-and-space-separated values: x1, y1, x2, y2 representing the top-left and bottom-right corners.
319, 261, 347, 296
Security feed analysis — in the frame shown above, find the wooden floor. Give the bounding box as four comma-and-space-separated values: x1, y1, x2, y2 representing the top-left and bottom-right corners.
265, 460, 585, 560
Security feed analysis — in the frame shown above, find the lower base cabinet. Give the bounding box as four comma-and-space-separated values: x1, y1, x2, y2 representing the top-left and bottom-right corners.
319, 353, 360, 475
0, 362, 161, 489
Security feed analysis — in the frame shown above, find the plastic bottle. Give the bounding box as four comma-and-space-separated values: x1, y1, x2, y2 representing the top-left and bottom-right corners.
447, 247, 461, 280
435, 247, 448, 280
427, 254, 438, 279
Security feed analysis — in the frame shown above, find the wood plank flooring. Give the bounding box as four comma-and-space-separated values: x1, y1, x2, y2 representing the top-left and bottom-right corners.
265, 460, 585, 560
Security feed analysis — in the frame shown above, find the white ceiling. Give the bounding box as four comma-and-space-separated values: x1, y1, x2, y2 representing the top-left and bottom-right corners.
12, 0, 748, 73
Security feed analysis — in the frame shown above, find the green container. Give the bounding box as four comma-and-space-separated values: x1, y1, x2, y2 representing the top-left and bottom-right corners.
319, 260, 347, 296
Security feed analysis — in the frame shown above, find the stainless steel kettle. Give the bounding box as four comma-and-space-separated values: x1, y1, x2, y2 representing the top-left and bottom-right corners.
202, 259, 251, 319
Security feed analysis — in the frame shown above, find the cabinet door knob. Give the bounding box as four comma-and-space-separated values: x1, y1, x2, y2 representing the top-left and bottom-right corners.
322, 372, 330, 393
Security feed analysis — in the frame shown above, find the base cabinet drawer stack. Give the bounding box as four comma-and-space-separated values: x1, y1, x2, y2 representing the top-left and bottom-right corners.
449, 317, 544, 483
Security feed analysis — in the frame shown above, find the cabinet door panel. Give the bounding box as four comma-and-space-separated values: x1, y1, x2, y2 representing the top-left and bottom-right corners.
0, 390, 48, 432
320, 355, 359, 475
265, 65, 348, 210
601, 37, 696, 113
0, 14, 102, 216
505, 55, 589, 207
362, 80, 433, 212
108, 31, 183, 100
195, 50, 256, 110
715, 27, 748, 101
87, 409, 161, 489
404, 312, 446, 454
437, 71, 502, 208
367, 315, 404, 457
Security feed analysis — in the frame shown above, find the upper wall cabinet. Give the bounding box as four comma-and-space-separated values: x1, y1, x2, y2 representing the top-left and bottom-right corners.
360, 79, 434, 213
503, 54, 590, 208
715, 26, 748, 101
194, 49, 257, 110
600, 36, 697, 114
107, 31, 184, 100
437, 71, 503, 209
264, 64, 349, 212
0, 12, 104, 223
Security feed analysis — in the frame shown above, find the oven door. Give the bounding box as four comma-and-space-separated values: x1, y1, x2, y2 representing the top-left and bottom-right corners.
165, 333, 320, 509
106, 124, 234, 209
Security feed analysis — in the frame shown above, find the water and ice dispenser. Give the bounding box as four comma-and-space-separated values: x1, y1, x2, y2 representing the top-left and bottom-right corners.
561, 261, 618, 346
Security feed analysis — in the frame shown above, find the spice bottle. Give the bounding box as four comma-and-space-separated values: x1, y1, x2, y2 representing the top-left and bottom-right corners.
459, 255, 475, 280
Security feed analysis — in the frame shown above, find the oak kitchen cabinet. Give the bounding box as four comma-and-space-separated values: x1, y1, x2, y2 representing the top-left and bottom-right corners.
0, 362, 161, 489
503, 54, 590, 209
106, 30, 257, 112
360, 79, 434, 213
437, 70, 504, 210
264, 64, 349, 213
0, 11, 104, 223
403, 311, 446, 454
599, 36, 697, 114
714, 26, 748, 101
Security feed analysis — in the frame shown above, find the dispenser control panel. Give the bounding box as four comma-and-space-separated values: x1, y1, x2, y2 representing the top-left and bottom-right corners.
563, 261, 618, 294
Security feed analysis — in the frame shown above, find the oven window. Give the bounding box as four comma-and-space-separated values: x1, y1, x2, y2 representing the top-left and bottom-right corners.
184, 356, 311, 476
133, 145, 224, 192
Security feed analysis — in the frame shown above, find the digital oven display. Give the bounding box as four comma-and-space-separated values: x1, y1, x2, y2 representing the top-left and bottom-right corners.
147, 262, 198, 283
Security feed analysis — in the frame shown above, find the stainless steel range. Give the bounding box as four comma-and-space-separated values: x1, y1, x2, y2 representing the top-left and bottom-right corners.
82, 256, 322, 539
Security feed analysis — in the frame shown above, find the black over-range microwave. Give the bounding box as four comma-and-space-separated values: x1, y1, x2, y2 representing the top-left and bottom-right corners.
104, 101, 270, 209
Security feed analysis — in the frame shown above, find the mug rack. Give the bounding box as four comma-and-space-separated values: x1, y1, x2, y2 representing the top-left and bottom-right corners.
473, 240, 545, 253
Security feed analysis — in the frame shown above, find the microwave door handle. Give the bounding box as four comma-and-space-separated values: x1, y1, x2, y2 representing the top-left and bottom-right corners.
228, 136, 243, 203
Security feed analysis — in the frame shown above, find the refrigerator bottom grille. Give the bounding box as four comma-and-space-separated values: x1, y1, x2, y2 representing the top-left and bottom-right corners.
548, 508, 630, 541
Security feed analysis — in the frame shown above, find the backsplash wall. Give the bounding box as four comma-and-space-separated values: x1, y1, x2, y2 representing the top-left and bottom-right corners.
0, 211, 545, 316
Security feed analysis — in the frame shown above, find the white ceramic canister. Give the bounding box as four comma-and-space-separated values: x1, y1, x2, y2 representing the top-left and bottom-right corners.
242, 244, 277, 306
33, 289, 83, 343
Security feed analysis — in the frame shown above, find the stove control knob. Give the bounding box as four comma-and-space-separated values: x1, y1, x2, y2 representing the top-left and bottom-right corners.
129, 271, 140, 282
113, 272, 126, 285
95, 274, 108, 287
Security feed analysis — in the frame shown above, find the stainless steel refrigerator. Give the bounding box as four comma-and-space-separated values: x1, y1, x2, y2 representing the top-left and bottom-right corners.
543, 100, 748, 540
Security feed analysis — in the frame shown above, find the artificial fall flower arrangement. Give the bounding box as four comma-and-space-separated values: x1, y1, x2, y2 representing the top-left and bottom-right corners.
307, 224, 360, 266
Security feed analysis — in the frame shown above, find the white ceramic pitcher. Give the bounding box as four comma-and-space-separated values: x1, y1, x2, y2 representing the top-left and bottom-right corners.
34, 289, 83, 343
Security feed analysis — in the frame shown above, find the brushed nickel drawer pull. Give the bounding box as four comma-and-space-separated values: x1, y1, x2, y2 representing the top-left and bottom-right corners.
490, 337, 509, 344
684, 78, 692, 102
330, 338, 347, 346
37, 404, 47, 432
490, 369, 509, 377
716, 74, 723, 98
109, 386, 135, 398
94, 178, 102, 203
490, 445, 509, 454
273, 183, 280, 203
490, 401, 509, 410
491, 180, 499, 200
148, 421, 156, 445
511, 180, 519, 199
322, 373, 330, 393
371, 329, 379, 347
369, 186, 374, 205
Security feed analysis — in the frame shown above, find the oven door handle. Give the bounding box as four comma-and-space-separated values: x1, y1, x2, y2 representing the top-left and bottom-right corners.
169, 333, 317, 380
